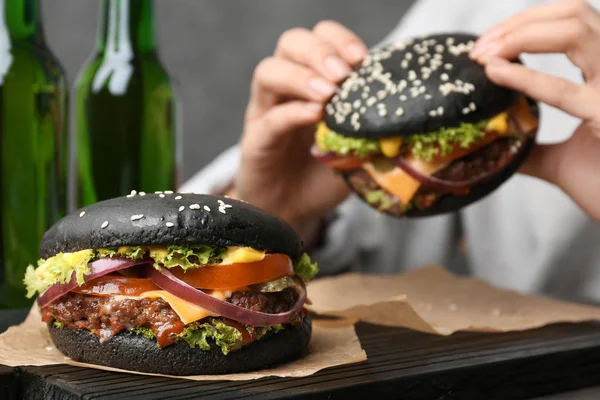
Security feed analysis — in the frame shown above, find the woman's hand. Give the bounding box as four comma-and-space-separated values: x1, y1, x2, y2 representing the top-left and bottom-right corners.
471, 0, 600, 222
234, 21, 368, 241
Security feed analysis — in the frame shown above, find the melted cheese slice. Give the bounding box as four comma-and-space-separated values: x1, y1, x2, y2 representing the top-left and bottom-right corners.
315, 122, 330, 149
486, 113, 508, 134
379, 137, 403, 158
486, 96, 538, 135
221, 247, 265, 265
141, 290, 227, 324
363, 157, 446, 205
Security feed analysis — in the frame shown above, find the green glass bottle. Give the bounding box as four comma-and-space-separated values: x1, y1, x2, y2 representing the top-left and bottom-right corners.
71, 0, 181, 210
0, 0, 68, 308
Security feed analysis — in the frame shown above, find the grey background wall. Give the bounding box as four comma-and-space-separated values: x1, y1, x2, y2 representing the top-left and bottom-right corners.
42, 0, 414, 182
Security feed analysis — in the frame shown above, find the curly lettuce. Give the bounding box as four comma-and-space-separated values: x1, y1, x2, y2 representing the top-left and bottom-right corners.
365, 190, 394, 211
24, 249, 94, 298
293, 253, 319, 282
129, 319, 284, 354
256, 276, 296, 292
316, 123, 380, 158
405, 121, 488, 162
179, 319, 243, 354
97, 246, 146, 260
150, 245, 226, 271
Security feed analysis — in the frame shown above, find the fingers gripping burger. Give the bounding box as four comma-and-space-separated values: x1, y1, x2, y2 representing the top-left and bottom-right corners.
23, 192, 318, 375
312, 33, 540, 217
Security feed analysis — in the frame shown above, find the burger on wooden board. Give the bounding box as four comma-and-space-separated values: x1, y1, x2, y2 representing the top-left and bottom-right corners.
24, 192, 318, 375
312, 33, 540, 217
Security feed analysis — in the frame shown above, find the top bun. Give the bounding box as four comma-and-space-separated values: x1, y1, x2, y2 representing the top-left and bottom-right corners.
39, 193, 303, 260
323, 33, 521, 138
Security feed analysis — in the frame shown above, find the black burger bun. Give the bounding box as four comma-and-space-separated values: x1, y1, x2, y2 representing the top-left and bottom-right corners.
39, 193, 303, 260
323, 33, 522, 138
48, 317, 312, 376
321, 32, 540, 218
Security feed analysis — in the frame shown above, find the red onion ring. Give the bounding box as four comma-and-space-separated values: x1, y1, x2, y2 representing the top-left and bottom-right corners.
145, 265, 306, 326
394, 139, 525, 192
37, 257, 151, 307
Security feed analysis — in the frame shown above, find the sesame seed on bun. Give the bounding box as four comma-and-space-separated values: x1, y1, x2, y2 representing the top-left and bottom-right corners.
39, 192, 303, 260
324, 33, 521, 138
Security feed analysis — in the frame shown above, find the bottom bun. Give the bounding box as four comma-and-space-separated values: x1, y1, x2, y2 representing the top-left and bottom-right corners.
49, 317, 312, 376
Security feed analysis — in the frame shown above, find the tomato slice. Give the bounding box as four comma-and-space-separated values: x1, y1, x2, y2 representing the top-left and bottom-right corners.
71, 276, 160, 297
324, 156, 369, 171
171, 254, 294, 290
70, 254, 294, 296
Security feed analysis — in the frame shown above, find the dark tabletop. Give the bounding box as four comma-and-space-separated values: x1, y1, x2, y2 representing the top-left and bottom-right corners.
3, 309, 600, 399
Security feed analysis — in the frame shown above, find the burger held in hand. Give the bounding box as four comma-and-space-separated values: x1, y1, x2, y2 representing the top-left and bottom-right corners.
312, 33, 540, 217
24, 192, 318, 375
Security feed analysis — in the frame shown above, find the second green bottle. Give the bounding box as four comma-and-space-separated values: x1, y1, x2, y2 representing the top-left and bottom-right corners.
71, 0, 181, 209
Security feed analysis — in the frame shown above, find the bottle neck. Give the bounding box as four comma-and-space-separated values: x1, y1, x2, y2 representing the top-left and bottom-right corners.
97, 0, 156, 55
2, 0, 44, 42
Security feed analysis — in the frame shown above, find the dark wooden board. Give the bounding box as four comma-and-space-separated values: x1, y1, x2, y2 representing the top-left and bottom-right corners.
5, 319, 600, 400
0, 364, 14, 400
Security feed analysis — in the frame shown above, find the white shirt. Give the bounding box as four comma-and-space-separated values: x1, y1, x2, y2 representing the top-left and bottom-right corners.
181, 0, 600, 303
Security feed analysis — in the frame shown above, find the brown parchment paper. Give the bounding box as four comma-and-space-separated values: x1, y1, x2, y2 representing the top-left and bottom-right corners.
4, 264, 600, 380
307, 265, 600, 335
0, 307, 366, 381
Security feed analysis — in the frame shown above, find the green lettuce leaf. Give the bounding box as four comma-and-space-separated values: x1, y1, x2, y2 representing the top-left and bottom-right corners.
318, 129, 380, 158
130, 326, 157, 340
150, 245, 226, 271
97, 246, 146, 260
365, 190, 394, 211
405, 121, 488, 162
129, 319, 285, 355
293, 253, 319, 282
23, 249, 94, 298
256, 276, 296, 293
179, 319, 243, 354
